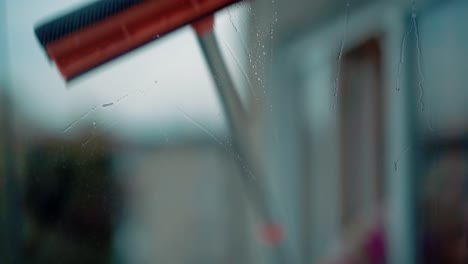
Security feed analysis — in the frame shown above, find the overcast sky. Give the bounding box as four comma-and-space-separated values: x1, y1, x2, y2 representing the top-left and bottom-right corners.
3, 0, 249, 142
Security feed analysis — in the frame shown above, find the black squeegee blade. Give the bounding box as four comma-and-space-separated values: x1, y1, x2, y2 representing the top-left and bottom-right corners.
35, 0, 144, 47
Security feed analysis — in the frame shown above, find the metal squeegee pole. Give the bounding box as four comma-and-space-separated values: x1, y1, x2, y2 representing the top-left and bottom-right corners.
196, 31, 289, 264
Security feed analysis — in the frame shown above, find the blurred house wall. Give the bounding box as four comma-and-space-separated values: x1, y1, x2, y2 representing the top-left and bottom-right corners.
114, 141, 266, 264
262, 1, 416, 263
417, 0, 468, 136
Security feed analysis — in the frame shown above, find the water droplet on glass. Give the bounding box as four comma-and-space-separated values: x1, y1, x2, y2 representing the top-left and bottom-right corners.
102, 102, 114, 108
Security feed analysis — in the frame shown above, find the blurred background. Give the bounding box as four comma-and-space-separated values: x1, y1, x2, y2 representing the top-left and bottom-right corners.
0, 0, 467, 263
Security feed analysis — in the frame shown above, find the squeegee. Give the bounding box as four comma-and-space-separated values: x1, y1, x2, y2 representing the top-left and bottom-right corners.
35, 1, 288, 262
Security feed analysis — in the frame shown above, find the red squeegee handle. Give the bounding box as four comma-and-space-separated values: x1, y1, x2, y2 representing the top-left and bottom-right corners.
44, 0, 243, 81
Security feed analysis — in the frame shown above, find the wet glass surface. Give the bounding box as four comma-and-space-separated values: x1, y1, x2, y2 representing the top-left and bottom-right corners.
1, 1, 467, 263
